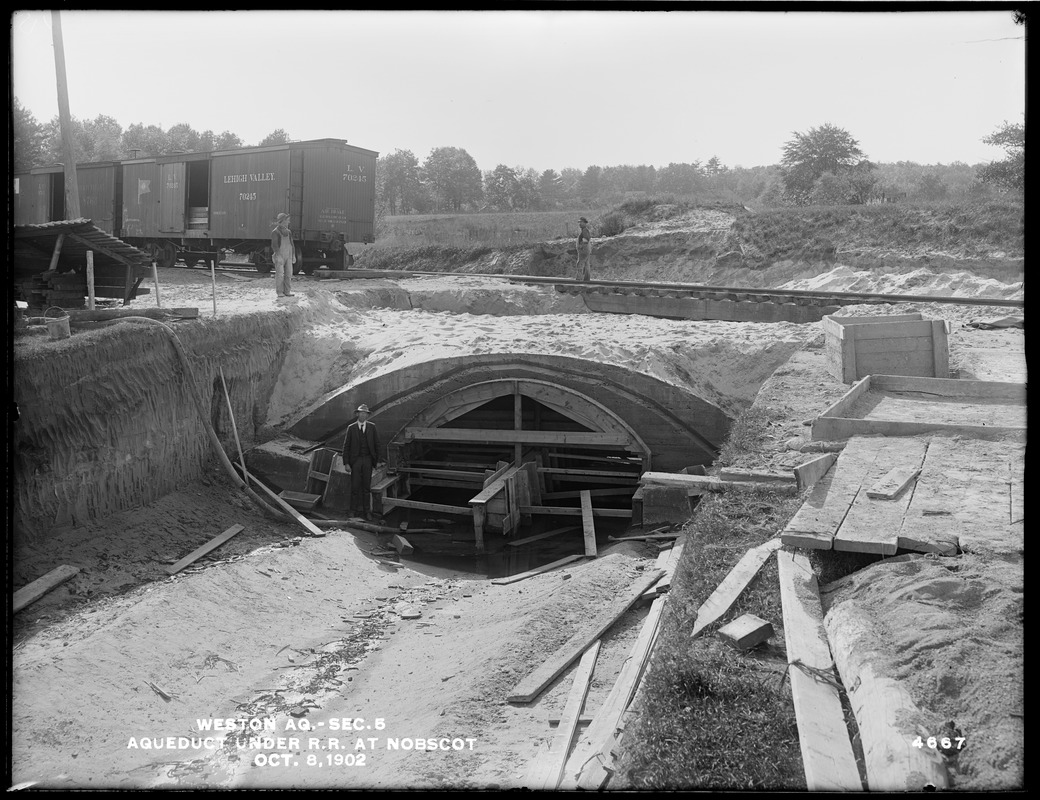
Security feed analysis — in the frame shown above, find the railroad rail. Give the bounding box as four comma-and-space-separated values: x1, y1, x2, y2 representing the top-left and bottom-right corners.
500, 275, 1025, 310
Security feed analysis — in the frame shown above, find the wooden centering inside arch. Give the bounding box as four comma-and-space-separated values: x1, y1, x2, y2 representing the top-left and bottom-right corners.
385, 378, 651, 553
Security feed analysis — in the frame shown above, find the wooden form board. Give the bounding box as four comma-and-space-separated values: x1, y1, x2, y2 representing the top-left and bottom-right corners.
525, 641, 601, 790
580, 490, 598, 557
812, 375, 1027, 441
13, 565, 80, 613
832, 438, 927, 556
783, 437, 924, 554
521, 505, 631, 519
794, 452, 837, 492
382, 498, 472, 515
490, 554, 585, 585
823, 313, 949, 384
506, 526, 579, 548
784, 436, 1022, 556
825, 598, 949, 790
900, 437, 1023, 554
866, 467, 921, 500
564, 593, 669, 790
404, 427, 633, 448
776, 550, 863, 791
508, 569, 665, 703
640, 472, 798, 495
690, 539, 782, 638
166, 524, 245, 575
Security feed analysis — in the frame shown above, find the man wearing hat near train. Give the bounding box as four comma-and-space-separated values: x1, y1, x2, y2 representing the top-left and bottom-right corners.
271, 212, 296, 299
342, 403, 381, 519
576, 217, 592, 281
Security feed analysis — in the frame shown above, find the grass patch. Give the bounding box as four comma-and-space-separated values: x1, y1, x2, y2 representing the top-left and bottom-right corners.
729, 200, 1024, 264
715, 405, 781, 467
616, 489, 805, 789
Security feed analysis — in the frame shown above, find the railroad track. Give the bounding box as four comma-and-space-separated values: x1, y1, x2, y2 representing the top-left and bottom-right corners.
501, 275, 1025, 310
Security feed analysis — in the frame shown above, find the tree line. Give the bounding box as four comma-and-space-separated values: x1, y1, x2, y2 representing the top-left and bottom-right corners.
13, 98, 1022, 214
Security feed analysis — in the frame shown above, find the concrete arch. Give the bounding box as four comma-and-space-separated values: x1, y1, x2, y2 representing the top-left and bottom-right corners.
288, 353, 731, 472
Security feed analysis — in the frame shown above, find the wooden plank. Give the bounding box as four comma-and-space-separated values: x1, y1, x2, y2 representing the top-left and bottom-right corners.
776, 550, 867, 791
845, 319, 933, 340
718, 613, 774, 650
565, 593, 669, 789
782, 440, 881, 550
538, 467, 641, 479
794, 452, 837, 492
381, 498, 472, 515
718, 468, 796, 484
825, 598, 950, 790
580, 490, 597, 557
814, 416, 1026, 442
853, 335, 933, 354
404, 427, 632, 447
900, 438, 1018, 554
508, 569, 665, 703
13, 565, 80, 613
820, 375, 872, 419
856, 350, 937, 377
490, 554, 586, 586
471, 464, 524, 504
506, 526, 579, 548
644, 536, 685, 596
525, 641, 601, 790
866, 467, 921, 500
931, 320, 950, 379
834, 438, 927, 555
640, 472, 798, 495
521, 505, 632, 518
482, 460, 516, 488
244, 471, 327, 537
390, 534, 414, 555
869, 374, 1026, 400
165, 525, 245, 575
541, 487, 635, 501
690, 539, 781, 638
395, 467, 485, 480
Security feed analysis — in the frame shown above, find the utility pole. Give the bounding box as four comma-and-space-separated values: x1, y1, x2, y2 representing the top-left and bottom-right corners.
51, 10, 81, 219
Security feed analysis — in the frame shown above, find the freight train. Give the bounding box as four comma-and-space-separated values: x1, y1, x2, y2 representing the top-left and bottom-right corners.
13, 138, 378, 274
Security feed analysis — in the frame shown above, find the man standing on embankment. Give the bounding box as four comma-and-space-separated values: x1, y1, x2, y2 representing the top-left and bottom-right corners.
271, 212, 296, 299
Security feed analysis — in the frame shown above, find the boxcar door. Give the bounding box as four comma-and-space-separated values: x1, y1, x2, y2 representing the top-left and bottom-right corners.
159, 162, 186, 233
289, 150, 304, 230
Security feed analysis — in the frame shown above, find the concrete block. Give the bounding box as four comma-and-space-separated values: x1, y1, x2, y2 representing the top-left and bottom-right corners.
718, 613, 774, 650
641, 485, 692, 526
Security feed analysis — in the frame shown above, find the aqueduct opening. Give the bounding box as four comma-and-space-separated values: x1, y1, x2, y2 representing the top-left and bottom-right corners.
282, 353, 732, 553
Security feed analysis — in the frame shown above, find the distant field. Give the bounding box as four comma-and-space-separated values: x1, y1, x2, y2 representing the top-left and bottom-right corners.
376, 210, 602, 248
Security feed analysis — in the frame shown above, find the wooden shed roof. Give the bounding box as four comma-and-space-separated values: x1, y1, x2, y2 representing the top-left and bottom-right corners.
14, 219, 152, 274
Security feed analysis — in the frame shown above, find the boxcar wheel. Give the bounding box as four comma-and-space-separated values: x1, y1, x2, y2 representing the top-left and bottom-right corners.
160, 242, 177, 269
292, 243, 304, 275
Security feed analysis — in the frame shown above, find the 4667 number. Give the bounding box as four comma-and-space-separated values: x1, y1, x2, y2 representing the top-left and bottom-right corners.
912, 736, 966, 750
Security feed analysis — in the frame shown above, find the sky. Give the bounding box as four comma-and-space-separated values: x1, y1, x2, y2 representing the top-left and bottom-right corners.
10, 9, 1026, 173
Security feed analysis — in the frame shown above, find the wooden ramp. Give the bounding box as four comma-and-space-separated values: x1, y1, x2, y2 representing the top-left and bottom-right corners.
782, 436, 1024, 556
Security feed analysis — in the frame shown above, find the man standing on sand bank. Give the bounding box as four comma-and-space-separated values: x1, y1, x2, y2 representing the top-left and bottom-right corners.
271, 212, 296, 298
342, 404, 381, 520
576, 217, 592, 281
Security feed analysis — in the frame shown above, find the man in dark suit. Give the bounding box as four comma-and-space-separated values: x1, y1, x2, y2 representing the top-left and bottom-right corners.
342, 403, 381, 519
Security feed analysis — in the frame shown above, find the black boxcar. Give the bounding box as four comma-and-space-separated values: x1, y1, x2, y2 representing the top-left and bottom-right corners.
15, 138, 378, 274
